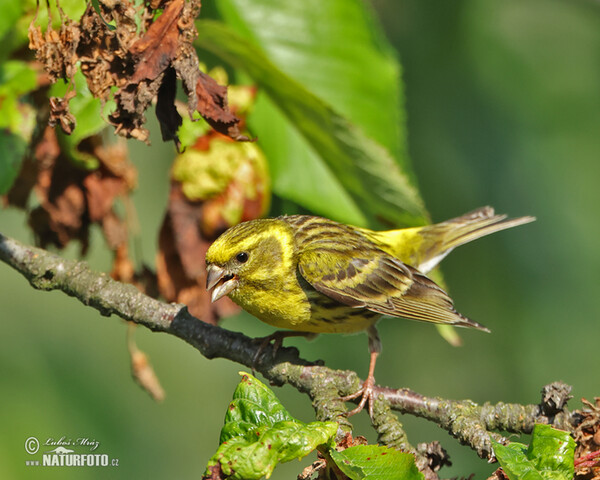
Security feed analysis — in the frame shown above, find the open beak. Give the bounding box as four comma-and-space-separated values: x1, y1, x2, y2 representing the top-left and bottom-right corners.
206, 264, 238, 303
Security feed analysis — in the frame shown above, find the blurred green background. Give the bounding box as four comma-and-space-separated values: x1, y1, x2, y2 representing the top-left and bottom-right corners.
1, 0, 599, 478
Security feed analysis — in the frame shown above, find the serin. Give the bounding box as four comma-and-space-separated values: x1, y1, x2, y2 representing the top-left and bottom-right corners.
205, 207, 535, 416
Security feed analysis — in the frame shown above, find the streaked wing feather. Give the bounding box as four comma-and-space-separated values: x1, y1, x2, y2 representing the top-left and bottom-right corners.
297, 241, 486, 330
299, 250, 412, 307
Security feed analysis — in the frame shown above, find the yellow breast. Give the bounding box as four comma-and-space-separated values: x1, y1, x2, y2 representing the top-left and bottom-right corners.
229, 277, 379, 334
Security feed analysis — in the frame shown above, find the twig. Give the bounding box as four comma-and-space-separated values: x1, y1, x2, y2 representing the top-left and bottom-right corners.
378, 382, 578, 459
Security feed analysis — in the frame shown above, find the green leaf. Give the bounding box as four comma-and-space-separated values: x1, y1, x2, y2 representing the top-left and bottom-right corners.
247, 91, 367, 226
0, 0, 23, 50
217, 0, 408, 167
0, 60, 38, 129
493, 424, 576, 480
494, 442, 544, 480
177, 111, 211, 150
213, 0, 413, 226
0, 61, 38, 193
90, 0, 116, 31
329, 445, 424, 480
196, 19, 427, 228
526, 424, 576, 480
219, 371, 295, 444
205, 372, 338, 480
0, 132, 28, 194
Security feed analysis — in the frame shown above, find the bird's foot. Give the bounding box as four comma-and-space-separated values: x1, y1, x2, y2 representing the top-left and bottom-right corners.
251, 331, 316, 368
340, 374, 376, 418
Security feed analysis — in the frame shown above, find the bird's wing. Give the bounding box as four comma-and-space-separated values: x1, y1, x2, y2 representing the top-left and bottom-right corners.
297, 246, 487, 330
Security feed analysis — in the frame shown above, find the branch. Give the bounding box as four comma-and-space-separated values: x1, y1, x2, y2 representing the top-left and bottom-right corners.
377, 382, 578, 459
0, 233, 580, 477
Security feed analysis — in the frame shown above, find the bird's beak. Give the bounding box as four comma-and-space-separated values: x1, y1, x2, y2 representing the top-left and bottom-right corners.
206, 264, 238, 303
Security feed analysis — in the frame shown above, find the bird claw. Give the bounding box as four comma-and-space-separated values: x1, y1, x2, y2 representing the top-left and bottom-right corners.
340, 376, 376, 418
251, 331, 316, 369
251, 332, 286, 367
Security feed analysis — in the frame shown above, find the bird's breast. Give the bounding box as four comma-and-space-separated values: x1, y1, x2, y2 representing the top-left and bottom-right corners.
229, 275, 379, 334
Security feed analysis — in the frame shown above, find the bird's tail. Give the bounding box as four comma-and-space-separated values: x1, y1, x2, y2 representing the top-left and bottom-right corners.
423, 206, 535, 253
370, 206, 535, 273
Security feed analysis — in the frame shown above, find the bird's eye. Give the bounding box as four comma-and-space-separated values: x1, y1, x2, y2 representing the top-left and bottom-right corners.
236, 252, 249, 263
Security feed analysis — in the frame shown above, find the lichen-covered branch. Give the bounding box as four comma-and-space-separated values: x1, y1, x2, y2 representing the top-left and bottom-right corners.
378, 382, 579, 459
0, 233, 579, 476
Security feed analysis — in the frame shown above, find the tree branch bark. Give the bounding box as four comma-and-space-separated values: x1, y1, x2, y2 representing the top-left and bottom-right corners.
0, 233, 579, 477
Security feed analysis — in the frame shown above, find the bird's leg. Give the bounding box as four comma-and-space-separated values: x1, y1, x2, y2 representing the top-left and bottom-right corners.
252, 331, 318, 366
340, 325, 381, 418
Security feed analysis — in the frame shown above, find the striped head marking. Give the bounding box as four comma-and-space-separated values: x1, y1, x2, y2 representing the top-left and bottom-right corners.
205, 218, 295, 302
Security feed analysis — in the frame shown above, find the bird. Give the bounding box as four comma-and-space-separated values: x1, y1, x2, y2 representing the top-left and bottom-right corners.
205, 207, 535, 416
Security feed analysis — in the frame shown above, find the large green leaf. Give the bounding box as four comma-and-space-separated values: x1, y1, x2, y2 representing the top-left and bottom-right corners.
492, 424, 576, 480
329, 444, 424, 480
217, 0, 408, 167
196, 19, 427, 228
205, 373, 337, 480
249, 93, 367, 225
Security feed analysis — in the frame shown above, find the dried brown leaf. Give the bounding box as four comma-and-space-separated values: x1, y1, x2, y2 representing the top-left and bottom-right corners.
11, 124, 136, 255
196, 71, 248, 141
110, 244, 136, 284
156, 183, 239, 324
27, 0, 244, 144
28, 153, 90, 252
6, 126, 60, 208
156, 66, 182, 147
575, 397, 600, 480
49, 91, 77, 135
28, 6, 79, 83
129, 0, 184, 83
128, 327, 165, 402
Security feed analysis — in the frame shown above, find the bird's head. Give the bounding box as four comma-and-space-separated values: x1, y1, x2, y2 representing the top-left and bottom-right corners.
205, 218, 295, 303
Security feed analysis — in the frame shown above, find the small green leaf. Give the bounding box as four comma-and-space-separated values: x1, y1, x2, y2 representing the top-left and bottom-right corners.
493, 442, 544, 480
0, 61, 37, 100
526, 424, 575, 480
90, 0, 116, 31
493, 424, 576, 480
0, 0, 23, 59
219, 371, 295, 444
329, 445, 424, 480
177, 111, 211, 150
0, 60, 38, 193
0, 132, 28, 194
205, 372, 337, 480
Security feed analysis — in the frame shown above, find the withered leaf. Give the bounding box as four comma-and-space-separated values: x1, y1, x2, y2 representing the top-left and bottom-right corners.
111, 244, 136, 284
29, 0, 246, 144
6, 126, 60, 209
196, 71, 249, 141
128, 325, 165, 402
130, 0, 184, 83
83, 171, 127, 223
28, 151, 90, 252
156, 183, 239, 324
14, 125, 136, 256
156, 66, 182, 148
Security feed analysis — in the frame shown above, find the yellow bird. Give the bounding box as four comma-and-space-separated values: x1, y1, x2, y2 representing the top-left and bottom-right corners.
205, 207, 534, 416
